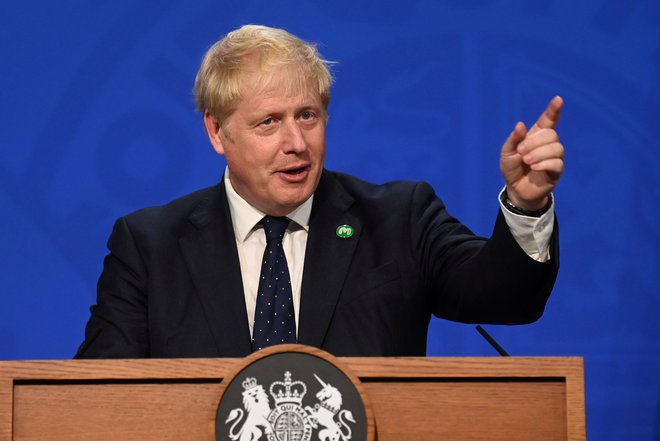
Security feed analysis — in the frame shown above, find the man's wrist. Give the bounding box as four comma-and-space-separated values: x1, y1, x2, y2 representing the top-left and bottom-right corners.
501, 190, 553, 217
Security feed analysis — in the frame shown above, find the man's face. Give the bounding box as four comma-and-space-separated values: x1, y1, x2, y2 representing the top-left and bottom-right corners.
205, 66, 327, 217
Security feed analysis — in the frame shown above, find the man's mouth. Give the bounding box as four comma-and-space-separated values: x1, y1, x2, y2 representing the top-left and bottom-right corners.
279, 165, 309, 175
282, 167, 306, 175
277, 165, 311, 182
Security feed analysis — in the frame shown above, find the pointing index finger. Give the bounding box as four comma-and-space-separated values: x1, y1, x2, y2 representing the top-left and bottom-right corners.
530, 96, 564, 133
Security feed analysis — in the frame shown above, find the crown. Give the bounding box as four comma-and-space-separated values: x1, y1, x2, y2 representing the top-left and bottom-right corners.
242, 377, 258, 390
269, 371, 306, 405
318, 399, 340, 415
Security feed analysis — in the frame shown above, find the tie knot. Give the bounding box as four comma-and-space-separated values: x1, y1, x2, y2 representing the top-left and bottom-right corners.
261, 216, 290, 242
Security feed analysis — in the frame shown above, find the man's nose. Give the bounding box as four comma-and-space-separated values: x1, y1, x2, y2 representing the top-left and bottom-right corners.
281, 120, 306, 153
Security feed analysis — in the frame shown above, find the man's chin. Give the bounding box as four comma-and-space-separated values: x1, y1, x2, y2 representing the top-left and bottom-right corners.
268, 192, 313, 215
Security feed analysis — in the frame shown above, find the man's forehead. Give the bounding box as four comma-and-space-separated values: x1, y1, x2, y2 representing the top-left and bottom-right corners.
239, 66, 322, 107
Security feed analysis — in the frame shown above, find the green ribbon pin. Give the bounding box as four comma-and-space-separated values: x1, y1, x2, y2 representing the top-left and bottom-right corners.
335, 224, 354, 238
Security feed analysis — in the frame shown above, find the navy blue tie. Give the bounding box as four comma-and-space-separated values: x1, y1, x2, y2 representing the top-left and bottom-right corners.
252, 216, 296, 351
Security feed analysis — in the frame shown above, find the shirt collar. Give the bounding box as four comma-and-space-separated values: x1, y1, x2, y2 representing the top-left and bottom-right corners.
223, 166, 313, 243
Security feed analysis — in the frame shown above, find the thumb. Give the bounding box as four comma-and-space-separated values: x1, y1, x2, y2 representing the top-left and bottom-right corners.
501, 121, 527, 155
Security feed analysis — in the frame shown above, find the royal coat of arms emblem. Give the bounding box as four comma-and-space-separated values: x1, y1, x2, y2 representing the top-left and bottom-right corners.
225, 371, 356, 441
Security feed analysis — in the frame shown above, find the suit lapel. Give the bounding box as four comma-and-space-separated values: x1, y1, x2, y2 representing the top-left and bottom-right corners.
298, 172, 360, 348
178, 181, 252, 357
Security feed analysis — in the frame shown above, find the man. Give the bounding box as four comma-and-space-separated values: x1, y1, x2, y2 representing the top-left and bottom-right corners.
76, 25, 564, 358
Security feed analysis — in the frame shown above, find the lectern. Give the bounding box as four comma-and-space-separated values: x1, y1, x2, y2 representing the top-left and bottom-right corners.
0, 356, 584, 440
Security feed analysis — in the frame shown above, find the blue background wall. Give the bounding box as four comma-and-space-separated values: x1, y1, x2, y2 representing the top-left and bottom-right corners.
1, 1, 658, 439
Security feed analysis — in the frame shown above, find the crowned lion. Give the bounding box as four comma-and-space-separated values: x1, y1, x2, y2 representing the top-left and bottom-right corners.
226, 379, 273, 441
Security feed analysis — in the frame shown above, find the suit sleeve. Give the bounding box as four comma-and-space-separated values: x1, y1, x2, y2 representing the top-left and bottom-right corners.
75, 217, 150, 358
411, 182, 559, 324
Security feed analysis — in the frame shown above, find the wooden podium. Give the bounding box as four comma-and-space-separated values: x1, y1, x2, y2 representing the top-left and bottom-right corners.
0, 356, 585, 440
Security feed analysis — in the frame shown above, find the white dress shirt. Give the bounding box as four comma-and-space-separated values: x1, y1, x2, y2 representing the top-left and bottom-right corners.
224, 168, 554, 338
498, 188, 554, 262
224, 169, 312, 338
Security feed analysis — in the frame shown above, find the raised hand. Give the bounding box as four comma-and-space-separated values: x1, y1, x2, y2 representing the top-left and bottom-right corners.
500, 96, 565, 211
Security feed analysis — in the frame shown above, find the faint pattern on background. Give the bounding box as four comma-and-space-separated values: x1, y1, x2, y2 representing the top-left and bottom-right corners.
0, 1, 658, 439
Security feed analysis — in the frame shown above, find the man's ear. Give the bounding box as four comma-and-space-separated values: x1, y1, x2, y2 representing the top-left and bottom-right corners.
203, 110, 225, 155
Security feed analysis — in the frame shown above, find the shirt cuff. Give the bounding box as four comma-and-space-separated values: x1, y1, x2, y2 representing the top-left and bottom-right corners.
498, 188, 554, 262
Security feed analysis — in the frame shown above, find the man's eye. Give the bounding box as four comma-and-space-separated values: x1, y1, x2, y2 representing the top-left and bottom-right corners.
261, 117, 274, 126
300, 111, 314, 120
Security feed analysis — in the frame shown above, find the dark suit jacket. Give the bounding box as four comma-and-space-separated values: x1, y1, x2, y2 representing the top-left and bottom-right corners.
75, 170, 558, 358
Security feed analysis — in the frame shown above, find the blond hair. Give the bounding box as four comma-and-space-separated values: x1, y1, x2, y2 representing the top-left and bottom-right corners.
194, 25, 334, 122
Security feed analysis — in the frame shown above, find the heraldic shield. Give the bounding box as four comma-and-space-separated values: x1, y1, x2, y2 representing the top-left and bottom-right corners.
215, 345, 374, 441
